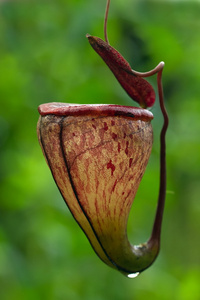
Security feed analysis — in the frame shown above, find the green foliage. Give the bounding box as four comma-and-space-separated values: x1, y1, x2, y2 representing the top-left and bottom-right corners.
0, 0, 200, 299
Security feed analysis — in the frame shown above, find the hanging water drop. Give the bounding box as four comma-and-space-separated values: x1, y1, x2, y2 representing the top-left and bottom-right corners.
127, 272, 140, 279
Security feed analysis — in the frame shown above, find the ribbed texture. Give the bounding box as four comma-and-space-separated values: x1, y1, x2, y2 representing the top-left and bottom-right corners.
37, 106, 153, 273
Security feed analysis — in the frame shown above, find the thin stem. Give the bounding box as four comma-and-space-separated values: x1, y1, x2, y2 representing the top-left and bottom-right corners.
131, 61, 169, 249
104, 0, 111, 44
131, 61, 165, 78
148, 65, 169, 248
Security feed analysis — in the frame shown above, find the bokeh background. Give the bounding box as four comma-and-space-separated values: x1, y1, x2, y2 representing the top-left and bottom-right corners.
0, 0, 200, 299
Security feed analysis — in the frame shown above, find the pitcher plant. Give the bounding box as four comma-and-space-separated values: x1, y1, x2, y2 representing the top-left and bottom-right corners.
37, 0, 169, 277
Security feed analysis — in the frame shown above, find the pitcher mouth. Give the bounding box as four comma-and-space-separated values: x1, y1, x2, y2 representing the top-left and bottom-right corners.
38, 102, 154, 122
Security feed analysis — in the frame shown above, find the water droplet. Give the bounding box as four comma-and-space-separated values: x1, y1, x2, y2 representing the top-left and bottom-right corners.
127, 272, 140, 279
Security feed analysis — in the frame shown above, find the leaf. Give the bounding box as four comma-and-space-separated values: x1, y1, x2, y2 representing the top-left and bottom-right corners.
87, 35, 156, 108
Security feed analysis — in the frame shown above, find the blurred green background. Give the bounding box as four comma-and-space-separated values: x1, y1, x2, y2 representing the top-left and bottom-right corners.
0, 0, 200, 299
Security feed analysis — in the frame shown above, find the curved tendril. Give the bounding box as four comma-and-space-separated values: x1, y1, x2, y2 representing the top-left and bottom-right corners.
148, 65, 169, 247
130, 61, 169, 253
104, 0, 111, 44
131, 61, 165, 78
143, 63, 169, 250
